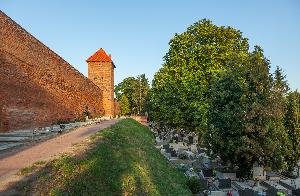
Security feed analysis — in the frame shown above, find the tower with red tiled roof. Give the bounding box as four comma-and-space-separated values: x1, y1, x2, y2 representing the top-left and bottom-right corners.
86, 48, 115, 117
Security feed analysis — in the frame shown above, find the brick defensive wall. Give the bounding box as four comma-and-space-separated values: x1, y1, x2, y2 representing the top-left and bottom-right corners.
0, 11, 104, 132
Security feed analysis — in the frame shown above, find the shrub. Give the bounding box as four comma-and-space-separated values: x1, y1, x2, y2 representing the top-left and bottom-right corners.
186, 176, 203, 194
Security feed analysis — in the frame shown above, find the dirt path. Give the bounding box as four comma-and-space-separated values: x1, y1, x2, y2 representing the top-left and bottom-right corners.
0, 119, 119, 190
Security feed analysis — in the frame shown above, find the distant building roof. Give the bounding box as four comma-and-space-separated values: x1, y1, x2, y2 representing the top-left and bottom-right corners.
86, 48, 116, 68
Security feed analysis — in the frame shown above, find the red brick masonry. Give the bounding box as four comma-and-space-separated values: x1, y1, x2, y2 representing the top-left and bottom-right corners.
0, 11, 104, 132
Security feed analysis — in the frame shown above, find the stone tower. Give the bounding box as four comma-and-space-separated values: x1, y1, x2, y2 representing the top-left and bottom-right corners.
86, 48, 115, 117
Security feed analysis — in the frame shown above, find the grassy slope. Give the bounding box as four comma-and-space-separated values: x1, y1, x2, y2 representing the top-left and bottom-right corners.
16, 119, 191, 195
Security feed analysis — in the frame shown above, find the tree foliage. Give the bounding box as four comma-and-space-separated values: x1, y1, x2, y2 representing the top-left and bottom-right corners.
150, 19, 249, 134
204, 47, 290, 176
284, 92, 300, 172
272, 67, 300, 173
271, 66, 290, 132
115, 74, 150, 115
149, 18, 300, 175
119, 94, 130, 116
273, 66, 290, 95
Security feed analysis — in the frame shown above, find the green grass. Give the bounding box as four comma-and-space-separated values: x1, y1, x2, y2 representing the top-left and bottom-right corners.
18, 161, 47, 175
18, 166, 36, 176
16, 119, 191, 195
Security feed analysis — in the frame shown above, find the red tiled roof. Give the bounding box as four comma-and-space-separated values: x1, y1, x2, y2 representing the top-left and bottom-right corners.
86, 48, 115, 67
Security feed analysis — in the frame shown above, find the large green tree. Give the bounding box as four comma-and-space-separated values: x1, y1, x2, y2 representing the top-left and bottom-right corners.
284, 92, 300, 172
271, 67, 300, 173
149, 19, 296, 176
204, 47, 289, 177
269, 66, 291, 171
115, 74, 150, 115
150, 19, 249, 134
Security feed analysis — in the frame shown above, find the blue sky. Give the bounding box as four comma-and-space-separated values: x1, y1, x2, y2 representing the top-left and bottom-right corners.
1, 0, 300, 90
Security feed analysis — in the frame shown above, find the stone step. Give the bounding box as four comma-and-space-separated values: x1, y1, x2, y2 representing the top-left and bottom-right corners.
0, 120, 101, 151
0, 136, 31, 142
0, 142, 25, 151
38, 130, 52, 134
0, 132, 35, 137
34, 134, 57, 141
51, 128, 62, 132
12, 130, 33, 133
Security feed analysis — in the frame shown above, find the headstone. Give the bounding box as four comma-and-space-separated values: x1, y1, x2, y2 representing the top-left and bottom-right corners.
253, 165, 266, 180
266, 172, 280, 181
185, 170, 199, 178
188, 135, 193, 144
218, 179, 231, 189
200, 179, 208, 189
163, 144, 170, 149
173, 134, 179, 143
292, 189, 300, 196
178, 153, 188, 160
190, 145, 198, 153
202, 169, 214, 178
197, 147, 205, 154
216, 170, 237, 180
171, 149, 177, 157
178, 134, 183, 142
45, 127, 51, 131
165, 147, 172, 154
51, 125, 61, 132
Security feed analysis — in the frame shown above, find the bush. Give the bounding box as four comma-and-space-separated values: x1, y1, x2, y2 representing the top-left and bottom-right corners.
54, 119, 69, 125
186, 176, 203, 194
178, 153, 188, 160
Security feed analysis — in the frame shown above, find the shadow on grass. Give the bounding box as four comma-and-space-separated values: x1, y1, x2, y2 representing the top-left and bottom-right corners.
1, 119, 191, 196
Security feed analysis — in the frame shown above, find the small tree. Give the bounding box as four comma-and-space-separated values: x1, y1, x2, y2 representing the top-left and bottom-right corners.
271, 66, 289, 124
120, 95, 130, 116
82, 105, 89, 121
186, 177, 203, 194
115, 75, 149, 115
273, 66, 290, 94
